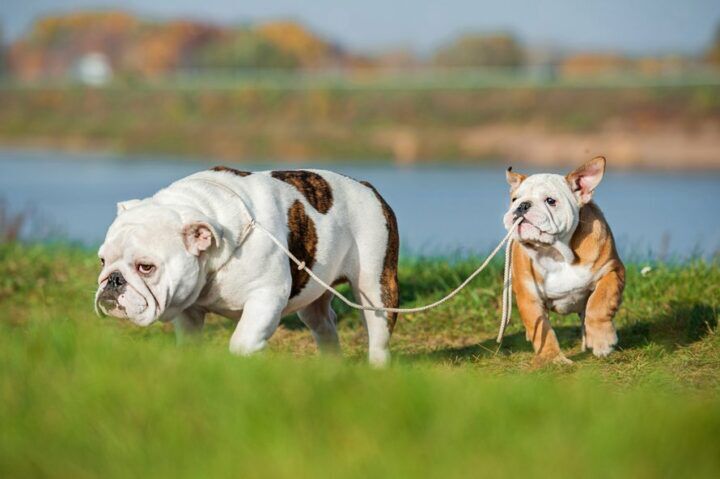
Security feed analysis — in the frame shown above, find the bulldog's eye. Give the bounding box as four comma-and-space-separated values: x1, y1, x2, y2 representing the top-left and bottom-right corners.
511, 197, 518, 203
137, 263, 156, 275
100, 258, 105, 267
545, 197, 557, 206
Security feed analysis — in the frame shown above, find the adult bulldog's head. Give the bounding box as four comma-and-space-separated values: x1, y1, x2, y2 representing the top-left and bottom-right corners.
503, 156, 606, 246
95, 199, 220, 326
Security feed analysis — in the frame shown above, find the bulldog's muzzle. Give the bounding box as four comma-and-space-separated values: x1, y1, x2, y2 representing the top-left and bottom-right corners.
97, 271, 127, 315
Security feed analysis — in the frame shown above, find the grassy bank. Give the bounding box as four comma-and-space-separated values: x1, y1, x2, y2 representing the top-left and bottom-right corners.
1, 243, 719, 477
1, 84, 719, 167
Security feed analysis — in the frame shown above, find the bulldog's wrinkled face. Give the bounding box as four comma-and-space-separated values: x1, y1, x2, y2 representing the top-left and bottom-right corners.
503, 157, 606, 246
95, 200, 218, 326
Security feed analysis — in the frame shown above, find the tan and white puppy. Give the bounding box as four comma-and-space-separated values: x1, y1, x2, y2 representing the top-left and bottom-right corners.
503, 157, 625, 365
95, 167, 399, 366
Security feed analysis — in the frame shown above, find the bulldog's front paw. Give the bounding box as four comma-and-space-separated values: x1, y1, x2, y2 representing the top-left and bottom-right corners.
583, 321, 618, 357
532, 350, 573, 368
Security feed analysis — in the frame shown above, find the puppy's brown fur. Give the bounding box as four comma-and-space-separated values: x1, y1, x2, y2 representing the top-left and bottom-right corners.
509, 159, 625, 365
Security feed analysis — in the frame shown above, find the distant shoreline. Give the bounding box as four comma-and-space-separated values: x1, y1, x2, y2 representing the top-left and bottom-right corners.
2, 143, 720, 175
1, 85, 719, 171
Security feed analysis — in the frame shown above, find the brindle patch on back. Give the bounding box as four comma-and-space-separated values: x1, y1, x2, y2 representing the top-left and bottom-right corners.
271, 170, 334, 214
286, 200, 318, 299
210, 166, 252, 177
361, 181, 400, 331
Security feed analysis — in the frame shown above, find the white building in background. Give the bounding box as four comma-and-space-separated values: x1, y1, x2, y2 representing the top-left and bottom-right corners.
75, 52, 112, 86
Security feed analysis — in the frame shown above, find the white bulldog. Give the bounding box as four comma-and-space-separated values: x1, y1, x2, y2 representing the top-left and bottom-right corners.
95, 167, 400, 366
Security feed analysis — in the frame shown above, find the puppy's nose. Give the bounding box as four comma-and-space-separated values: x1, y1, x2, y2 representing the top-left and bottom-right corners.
514, 201, 532, 216
107, 271, 126, 289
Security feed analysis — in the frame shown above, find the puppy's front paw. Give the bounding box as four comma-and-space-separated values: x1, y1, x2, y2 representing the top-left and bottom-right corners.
532, 351, 573, 368
584, 322, 617, 358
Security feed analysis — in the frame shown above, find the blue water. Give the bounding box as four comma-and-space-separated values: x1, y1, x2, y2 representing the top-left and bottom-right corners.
1, 148, 719, 258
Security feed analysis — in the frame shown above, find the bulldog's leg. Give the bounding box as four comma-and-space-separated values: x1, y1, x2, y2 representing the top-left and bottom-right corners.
297, 290, 341, 354
173, 307, 206, 345
517, 296, 571, 366
229, 290, 286, 356
583, 269, 624, 357
512, 250, 570, 366
354, 280, 395, 367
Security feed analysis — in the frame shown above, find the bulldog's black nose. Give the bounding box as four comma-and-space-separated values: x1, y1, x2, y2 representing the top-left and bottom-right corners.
107, 271, 126, 289
515, 201, 532, 216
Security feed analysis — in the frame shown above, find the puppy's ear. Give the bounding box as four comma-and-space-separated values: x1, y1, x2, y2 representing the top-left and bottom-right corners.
182, 222, 220, 256
566, 156, 606, 205
506, 167, 527, 193
116, 199, 142, 215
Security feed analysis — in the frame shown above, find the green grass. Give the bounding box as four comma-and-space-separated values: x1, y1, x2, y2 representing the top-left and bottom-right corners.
1, 243, 719, 478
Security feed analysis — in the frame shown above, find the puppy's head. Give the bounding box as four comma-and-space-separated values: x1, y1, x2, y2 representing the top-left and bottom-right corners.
95, 200, 220, 326
503, 156, 605, 245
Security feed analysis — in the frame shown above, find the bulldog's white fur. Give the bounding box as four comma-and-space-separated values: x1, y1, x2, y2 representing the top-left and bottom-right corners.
95, 168, 400, 366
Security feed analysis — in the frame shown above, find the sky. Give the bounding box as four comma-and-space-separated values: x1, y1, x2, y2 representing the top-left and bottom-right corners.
1, 0, 719, 55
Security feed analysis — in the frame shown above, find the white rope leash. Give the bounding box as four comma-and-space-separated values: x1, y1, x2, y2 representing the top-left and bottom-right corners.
192, 178, 520, 340
255, 219, 519, 316
497, 237, 514, 343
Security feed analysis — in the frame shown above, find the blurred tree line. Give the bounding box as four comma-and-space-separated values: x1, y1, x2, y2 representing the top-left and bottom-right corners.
433, 33, 524, 67
708, 25, 720, 65
5, 12, 348, 81
2, 12, 530, 81
0, 25, 5, 77
2, 11, 720, 82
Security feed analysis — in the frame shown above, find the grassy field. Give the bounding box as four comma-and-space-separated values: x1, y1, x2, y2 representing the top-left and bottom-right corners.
1, 243, 719, 477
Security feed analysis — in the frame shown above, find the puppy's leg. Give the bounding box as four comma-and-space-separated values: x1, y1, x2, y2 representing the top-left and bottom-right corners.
583, 269, 624, 357
173, 307, 206, 345
229, 290, 286, 356
512, 246, 570, 365
354, 277, 396, 368
297, 290, 341, 354
517, 296, 571, 366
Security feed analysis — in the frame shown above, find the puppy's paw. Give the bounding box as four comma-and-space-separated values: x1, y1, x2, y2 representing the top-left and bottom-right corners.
584, 322, 618, 358
532, 351, 573, 368
552, 353, 574, 365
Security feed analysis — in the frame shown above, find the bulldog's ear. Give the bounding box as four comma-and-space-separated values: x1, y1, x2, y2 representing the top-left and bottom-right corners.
116, 199, 142, 215
182, 222, 219, 256
566, 156, 606, 204
506, 167, 527, 193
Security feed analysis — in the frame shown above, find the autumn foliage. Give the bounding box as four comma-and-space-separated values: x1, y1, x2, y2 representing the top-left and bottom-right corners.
6, 11, 719, 83
7, 12, 342, 80
433, 33, 524, 67
256, 21, 341, 67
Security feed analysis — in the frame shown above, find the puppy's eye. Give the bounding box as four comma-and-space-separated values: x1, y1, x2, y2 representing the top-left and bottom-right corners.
545, 197, 557, 206
100, 258, 105, 267
137, 263, 156, 275
511, 197, 518, 202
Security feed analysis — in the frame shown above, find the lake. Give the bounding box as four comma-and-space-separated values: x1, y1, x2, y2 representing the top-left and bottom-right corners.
1, 148, 718, 258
